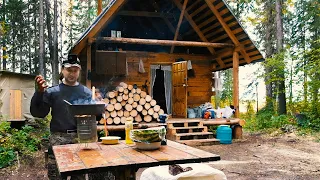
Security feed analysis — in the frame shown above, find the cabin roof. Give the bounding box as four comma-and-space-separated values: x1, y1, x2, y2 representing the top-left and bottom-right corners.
71, 0, 264, 71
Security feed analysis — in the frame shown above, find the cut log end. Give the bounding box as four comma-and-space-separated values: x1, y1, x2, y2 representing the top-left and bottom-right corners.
133, 94, 141, 102
144, 115, 152, 122
140, 91, 147, 98
106, 91, 116, 99
150, 99, 157, 106
136, 88, 141, 94
158, 109, 164, 115
106, 104, 115, 112
153, 112, 159, 119
110, 111, 117, 118
106, 118, 113, 125
145, 95, 152, 102
125, 104, 133, 112
110, 98, 117, 105
136, 105, 143, 112
148, 108, 154, 116
119, 82, 128, 89
124, 111, 130, 117
142, 109, 148, 116
116, 86, 124, 92
135, 114, 142, 122
130, 110, 138, 117
139, 98, 146, 105
144, 103, 151, 110
132, 102, 138, 108
114, 103, 122, 110
120, 117, 126, 124
114, 117, 121, 125
154, 105, 161, 112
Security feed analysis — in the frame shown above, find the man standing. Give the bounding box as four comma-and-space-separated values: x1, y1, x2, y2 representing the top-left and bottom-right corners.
30, 54, 91, 180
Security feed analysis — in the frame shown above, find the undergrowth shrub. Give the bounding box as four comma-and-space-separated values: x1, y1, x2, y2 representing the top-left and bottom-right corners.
0, 115, 50, 168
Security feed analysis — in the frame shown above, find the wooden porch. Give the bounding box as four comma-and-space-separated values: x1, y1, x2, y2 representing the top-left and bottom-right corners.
97, 118, 244, 146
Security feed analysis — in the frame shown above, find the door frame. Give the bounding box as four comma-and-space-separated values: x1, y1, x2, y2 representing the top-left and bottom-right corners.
149, 62, 172, 96
149, 62, 173, 114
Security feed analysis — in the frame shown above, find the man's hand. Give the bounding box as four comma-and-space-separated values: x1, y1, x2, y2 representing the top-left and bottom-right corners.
35, 75, 48, 92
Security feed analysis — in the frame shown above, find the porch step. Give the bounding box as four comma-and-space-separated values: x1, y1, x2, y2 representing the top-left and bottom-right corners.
169, 126, 208, 134
167, 119, 203, 128
177, 139, 220, 146
172, 126, 205, 130
174, 132, 214, 140
167, 119, 202, 123
175, 132, 213, 137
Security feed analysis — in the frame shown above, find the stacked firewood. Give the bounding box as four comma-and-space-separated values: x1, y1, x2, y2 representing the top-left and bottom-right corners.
99, 82, 165, 125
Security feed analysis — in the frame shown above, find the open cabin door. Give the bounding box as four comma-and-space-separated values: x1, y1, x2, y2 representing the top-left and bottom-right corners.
172, 61, 188, 118
10, 90, 22, 120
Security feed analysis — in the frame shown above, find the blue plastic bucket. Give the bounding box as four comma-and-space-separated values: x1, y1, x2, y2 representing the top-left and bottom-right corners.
216, 125, 232, 144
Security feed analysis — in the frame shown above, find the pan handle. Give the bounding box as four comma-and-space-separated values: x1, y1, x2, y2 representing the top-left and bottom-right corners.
63, 99, 72, 105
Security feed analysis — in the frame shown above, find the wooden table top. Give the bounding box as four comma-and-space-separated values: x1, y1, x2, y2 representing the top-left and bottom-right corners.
53, 140, 220, 177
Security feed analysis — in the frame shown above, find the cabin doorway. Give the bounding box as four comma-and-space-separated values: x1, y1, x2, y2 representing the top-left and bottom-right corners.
150, 65, 172, 115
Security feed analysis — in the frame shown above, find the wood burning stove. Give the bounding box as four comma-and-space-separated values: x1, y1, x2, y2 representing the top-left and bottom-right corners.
64, 100, 105, 146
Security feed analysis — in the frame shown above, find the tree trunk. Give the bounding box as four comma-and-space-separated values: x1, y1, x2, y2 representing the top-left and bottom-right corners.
44, 0, 54, 76
87, 0, 91, 28
12, 28, 16, 72
59, 0, 63, 67
52, 0, 59, 85
2, 0, 6, 70
39, 0, 44, 76
19, 44, 23, 73
33, 4, 38, 75
264, 0, 275, 110
28, 0, 32, 74
276, 0, 287, 115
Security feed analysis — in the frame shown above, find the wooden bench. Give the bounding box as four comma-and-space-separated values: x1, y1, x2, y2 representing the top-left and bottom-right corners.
97, 122, 166, 132
202, 118, 245, 139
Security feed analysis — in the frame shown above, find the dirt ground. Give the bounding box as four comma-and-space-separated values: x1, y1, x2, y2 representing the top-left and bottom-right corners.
1, 131, 320, 180
196, 132, 320, 180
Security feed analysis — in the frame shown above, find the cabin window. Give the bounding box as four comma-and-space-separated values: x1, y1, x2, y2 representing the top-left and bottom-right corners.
95, 51, 127, 75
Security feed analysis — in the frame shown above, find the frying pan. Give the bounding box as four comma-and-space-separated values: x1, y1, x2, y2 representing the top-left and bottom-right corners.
64, 100, 105, 115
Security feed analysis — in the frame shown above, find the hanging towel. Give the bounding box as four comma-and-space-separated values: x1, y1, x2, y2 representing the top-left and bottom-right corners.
187, 60, 195, 78
126, 58, 129, 76
214, 72, 222, 91
187, 60, 193, 70
138, 59, 146, 73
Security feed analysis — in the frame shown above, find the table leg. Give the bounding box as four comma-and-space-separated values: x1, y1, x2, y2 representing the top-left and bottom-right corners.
115, 168, 136, 180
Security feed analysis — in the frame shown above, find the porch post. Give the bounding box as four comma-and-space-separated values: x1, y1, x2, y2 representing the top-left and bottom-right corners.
86, 45, 92, 88
233, 51, 239, 118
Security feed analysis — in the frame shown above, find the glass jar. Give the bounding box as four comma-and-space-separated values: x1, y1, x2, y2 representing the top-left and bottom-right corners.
125, 117, 134, 144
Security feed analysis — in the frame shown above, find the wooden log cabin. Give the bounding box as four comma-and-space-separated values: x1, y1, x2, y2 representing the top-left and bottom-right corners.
70, 0, 264, 120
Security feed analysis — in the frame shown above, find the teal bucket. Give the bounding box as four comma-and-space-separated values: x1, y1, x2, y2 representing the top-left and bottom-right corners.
216, 125, 232, 144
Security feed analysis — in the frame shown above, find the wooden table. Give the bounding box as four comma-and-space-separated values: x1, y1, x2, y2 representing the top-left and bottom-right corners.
53, 140, 220, 179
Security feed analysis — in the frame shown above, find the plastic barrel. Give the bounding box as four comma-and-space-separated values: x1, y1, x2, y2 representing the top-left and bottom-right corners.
216, 125, 232, 144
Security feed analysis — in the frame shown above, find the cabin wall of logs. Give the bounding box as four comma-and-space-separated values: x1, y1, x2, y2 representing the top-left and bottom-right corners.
100, 82, 165, 125
80, 51, 214, 114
